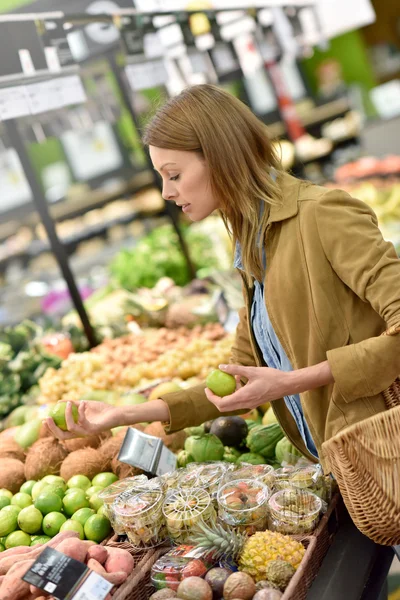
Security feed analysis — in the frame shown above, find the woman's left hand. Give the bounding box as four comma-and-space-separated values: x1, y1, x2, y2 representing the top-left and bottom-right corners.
205, 364, 290, 412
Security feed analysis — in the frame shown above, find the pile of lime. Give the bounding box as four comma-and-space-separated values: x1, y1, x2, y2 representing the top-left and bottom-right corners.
0, 472, 117, 551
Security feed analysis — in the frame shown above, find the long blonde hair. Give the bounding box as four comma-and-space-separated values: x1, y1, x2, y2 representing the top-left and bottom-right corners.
143, 84, 282, 284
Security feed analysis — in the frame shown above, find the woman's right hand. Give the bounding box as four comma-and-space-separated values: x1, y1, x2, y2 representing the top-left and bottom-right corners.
45, 401, 119, 440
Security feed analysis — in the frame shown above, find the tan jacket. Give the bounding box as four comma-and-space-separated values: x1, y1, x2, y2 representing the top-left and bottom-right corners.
161, 173, 400, 472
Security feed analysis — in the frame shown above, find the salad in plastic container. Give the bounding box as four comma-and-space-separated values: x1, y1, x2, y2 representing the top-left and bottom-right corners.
163, 488, 216, 545
113, 490, 168, 548
217, 479, 270, 534
268, 487, 322, 535
98, 475, 149, 534
222, 464, 275, 489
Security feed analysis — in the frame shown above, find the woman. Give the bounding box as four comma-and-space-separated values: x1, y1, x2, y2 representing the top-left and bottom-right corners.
47, 84, 400, 473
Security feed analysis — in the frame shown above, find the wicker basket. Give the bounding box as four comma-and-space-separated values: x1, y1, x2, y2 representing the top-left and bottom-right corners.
322, 322, 400, 546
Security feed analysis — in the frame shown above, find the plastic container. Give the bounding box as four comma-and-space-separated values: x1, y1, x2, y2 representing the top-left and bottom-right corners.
151, 544, 217, 591
98, 475, 149, 534
222, 464, 275, 489
178, 462, 230, 498
163, 488, 216, 545
268, 487, 322, 535
289, 465, 332, 503
217, 479, 270, 534
272, 466, 296, 490
113, 490, 168, 548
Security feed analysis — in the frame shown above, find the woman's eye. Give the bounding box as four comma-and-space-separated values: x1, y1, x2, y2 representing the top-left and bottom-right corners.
170, 175, 180, 181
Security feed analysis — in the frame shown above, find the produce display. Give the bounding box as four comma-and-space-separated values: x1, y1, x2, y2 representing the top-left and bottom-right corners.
38, 325, 232, 403
110, 219, 232, 291
0, 470, 115, 547
163, 489, 217, 545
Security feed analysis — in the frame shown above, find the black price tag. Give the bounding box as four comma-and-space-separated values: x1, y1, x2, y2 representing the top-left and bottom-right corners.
22, 547, 113, 600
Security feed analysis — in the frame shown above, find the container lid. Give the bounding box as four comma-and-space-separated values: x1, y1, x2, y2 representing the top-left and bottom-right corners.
163, 488, 212, 522
178, 462, 228, 490
217, 479, 270, 513
268, 488, 322, 519
224, 464, 274, 482
113, 490, 164, 519
98, 475, 148, 502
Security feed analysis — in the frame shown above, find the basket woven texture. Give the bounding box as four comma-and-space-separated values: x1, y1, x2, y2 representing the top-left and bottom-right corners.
104, 494, 342, 600
323, 324, 400, 546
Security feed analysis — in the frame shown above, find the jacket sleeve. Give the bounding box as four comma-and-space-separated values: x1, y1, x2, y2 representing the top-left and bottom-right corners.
161, 305, 256, 432
315, 188, 400, 403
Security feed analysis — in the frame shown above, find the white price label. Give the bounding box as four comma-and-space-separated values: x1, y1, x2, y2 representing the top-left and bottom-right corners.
0, 86, 30, 121
72, 572, 113, 600
125, 60, 168, 91
25, 80, 63, 114
57, 75, 87, 107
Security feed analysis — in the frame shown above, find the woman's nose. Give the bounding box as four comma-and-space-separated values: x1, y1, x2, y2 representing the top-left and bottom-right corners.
162, 183, 177, 201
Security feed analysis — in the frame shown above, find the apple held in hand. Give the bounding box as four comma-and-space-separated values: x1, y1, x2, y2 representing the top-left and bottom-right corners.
206, 369, 236, 397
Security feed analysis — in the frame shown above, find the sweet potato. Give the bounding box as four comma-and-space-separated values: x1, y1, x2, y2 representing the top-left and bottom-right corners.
55, 538, 88, 564
0, 558, 35, 600
87, 559, 127, 586
87, 545, 108, 565
0, 531, 78, 575
104, 547, 134, 576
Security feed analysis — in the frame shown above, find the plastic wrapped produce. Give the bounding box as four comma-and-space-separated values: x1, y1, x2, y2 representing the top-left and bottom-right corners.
222, 464, 275, 489
151, 544, 217, 591
272, 467, 296, 491
179, 462, 232, 500
98, 475, 149, 534
217, 479, 270, 534
288, 465, 332, 503
268, 488, 322, 535
113, 490, 168, 548
163, 488, 216, 545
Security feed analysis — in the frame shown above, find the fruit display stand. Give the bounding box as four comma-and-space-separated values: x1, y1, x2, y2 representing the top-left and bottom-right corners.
98, 492, 344, 600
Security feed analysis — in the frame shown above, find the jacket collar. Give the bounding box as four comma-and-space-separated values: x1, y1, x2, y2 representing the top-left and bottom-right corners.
268, 172, 301, 224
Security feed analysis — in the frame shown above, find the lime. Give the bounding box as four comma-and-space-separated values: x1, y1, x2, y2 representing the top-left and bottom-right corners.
34, 492, 62, 515
0, 497, 10, 510
65, 487, 83, 496
67, 475, 91, 492
60, 520, 84, 540
30, 535, 52, 546
2, 505, 21, 517
45, 484, 65, 500
42, 512, 67, 537
0, 537, 6, 545
86, 486, 103, 498
11, 493, 32, 509
97, 505, 108, 518
42, 475, 66, 489
206, 369, 236, 397
0, 490, 13, 500
62, 489, 89, 517
0, 510, 18, 536
20, 480, 37, 495
50, 402, 79, 431
32, 481, 50, 501
84, 515, 111, 543
89, 493, 104, 512
0, 544, 4, 552
5, 531, 31, 548
18, 506, 43, 534
71, 508, 95, 528
91, 473, 118, 488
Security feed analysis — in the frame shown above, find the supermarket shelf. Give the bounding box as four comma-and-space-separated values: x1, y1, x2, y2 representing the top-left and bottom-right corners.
268, 97, 352, 139
0, 205, 166, 273
0, 170, 155, 238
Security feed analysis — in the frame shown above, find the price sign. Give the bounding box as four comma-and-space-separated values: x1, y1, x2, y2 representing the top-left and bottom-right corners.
125, 60, 168, 91
0, 86, 30, 121
57, 75, 87, 107
25, 80, 63, 114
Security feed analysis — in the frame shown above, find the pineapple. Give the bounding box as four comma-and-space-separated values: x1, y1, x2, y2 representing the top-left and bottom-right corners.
191, 522, 305, 584
239, 531, 305, 582
190, 520, 247, 560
